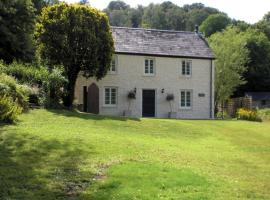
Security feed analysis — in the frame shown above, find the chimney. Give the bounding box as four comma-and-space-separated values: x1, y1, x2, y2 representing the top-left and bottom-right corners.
195, 25, 199, 33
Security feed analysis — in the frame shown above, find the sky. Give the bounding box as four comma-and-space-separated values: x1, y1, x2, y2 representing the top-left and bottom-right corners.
64, 0, 270, 24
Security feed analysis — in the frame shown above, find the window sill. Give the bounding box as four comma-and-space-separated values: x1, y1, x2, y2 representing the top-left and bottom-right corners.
143, 74, 155, 77
103, 104, 117, 108
108, 72, 117, 75
179, 75, 192, 78
179, 107, 192, 110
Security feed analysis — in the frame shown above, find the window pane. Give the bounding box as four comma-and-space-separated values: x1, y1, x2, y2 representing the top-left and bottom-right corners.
186, 91, 191, 107
181, 91, 185, 107
111, 88, 116, 104
186, 61, 191, 75
111, 60, 115, 71
145, 66, 149, 73
150, 60, 153, 67
150, 65, 154, 74
145, 60, 148, 67
105, 88, 110, 104
182, 61, 186, 75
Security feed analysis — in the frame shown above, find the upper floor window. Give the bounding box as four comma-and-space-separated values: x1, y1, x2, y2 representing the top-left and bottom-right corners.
104, 87, 117, 106
180, 90, 192, 109
109, 55, 117, 74
144, 58, 155, 75
181, 60, 192, 76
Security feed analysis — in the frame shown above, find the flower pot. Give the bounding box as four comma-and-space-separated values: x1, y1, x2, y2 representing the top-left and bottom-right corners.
123, 110, 132, 117
168, 112, 177, 118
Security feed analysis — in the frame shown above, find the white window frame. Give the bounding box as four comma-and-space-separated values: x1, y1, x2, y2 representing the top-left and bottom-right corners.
104, 87, 117, 107
179, 90, 192, 109
109, 55, 117, 74
180, 60, 192, 77
144, 58, 155, 76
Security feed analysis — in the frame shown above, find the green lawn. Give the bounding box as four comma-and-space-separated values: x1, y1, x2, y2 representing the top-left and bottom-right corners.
0, 109, 269, 200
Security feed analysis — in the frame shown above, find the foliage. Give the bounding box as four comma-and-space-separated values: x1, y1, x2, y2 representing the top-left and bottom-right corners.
236, 108, 262, 122
234, 27, 270, 95
209, 27, 249, 109
36, 3, 114, 107
0, 0, 36, 63
0, 61, 49, 86
0, 95, 22, 123
1, 109, 270, 199
199, 13, 231, 37
166, 93, 174, 101
215, 111, 231, 119
127, 91, 136, 99
258, 108, 270, 121
0, 73, 31, 111
105, 1, 220, 31
42, 67, 67, 108
166, 93, 174, 112
31, 0, 60, 14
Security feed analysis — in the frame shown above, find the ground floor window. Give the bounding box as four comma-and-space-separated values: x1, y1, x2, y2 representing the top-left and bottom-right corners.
180, 90, 192, 109
104, 87, 117, 106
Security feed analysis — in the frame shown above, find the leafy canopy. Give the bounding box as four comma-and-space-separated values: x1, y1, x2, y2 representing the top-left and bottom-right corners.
209, 27, 249, 106
199, 13, 231, 37
36, 3, 114, 107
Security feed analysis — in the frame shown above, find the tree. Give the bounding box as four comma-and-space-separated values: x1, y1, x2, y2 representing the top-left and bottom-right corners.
0, 0, 36, 63
199, 13, 231, 37
235, 28, 270, 95
79, 0, 89, 5
209, 27, 249, 115
31, 0, 60, 14
255, 12, 270, 40
36, 3, 114, 107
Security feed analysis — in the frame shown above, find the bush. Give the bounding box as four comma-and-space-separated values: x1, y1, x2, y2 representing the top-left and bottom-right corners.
0, 95, 22, 123
258, 109, 270, 121
0, 73, 31, 111
216, 111, 231, 119
166, 94, 174, 101
0, 61, 49, 86
236, 108, 262, 122
42, 67, 67, 108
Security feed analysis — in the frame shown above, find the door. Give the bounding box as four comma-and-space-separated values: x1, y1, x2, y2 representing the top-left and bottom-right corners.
142, 90, 156, 117
87, 83, 99, 114
83, 86, 88, 112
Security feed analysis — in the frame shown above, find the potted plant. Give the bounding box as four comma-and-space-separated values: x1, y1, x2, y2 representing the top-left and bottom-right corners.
124, 90, 136, 117
166, 93, 177, 118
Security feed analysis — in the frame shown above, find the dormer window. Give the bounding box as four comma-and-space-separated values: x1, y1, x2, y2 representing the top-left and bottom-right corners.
109, 55, 117, 74
181, 60, 192, 77
144, 58, 155, 75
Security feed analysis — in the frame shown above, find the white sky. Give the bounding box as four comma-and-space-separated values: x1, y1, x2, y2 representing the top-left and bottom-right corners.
64, 0, 270, 24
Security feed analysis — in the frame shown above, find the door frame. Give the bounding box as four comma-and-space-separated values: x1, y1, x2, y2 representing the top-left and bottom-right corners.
142, 89, 157, 117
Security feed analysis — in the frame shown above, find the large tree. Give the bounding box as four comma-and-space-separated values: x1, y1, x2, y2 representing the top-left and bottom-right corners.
209, 27, 249, 113
0, 0, 36, 63
36, 3, 114, 107
199, 13, 231, 37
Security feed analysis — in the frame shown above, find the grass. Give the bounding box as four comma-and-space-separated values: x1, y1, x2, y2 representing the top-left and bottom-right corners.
0, 109, 269, 200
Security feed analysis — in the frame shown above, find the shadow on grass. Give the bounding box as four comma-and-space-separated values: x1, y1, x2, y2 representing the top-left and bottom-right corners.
47, 109, 141, 122
0, 132, 95, 200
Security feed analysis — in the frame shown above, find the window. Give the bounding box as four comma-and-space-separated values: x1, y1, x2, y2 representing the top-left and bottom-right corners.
180, 90, 192, 109
109, 55, 117, 73
181, 60, 192, 76
144, 58, 155, 75
104, 87, 117, 106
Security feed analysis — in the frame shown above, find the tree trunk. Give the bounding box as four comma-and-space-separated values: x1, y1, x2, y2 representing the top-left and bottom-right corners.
63, 72, 78, 108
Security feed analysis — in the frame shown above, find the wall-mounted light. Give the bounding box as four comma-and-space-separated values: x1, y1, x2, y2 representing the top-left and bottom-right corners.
161, 88, 164, 93
134, 87, 137, 93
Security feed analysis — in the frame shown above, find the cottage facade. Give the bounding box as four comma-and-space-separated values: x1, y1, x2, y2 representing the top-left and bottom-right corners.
74, 27, 215, 119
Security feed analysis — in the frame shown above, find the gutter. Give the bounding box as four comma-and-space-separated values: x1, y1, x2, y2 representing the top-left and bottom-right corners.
210, 60, 213, 119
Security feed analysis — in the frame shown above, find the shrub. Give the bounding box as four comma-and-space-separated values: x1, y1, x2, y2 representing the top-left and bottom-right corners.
166, 94, 174, 101
0, 61, 49, 86
216, 111, 231, 119
0, 73, 31, 111
258, 109, 270, 121
42, 67, 67, 108
127, 91, 136, 99
236, 108, 262, 122
0, 95, 22, 123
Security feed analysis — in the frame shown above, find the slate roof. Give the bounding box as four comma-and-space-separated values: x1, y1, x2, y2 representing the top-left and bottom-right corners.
245, 92, 270, 101
111, 26, 215, 59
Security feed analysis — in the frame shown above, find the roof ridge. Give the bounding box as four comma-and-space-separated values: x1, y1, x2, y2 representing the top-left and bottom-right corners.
111, 26, 196, 34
